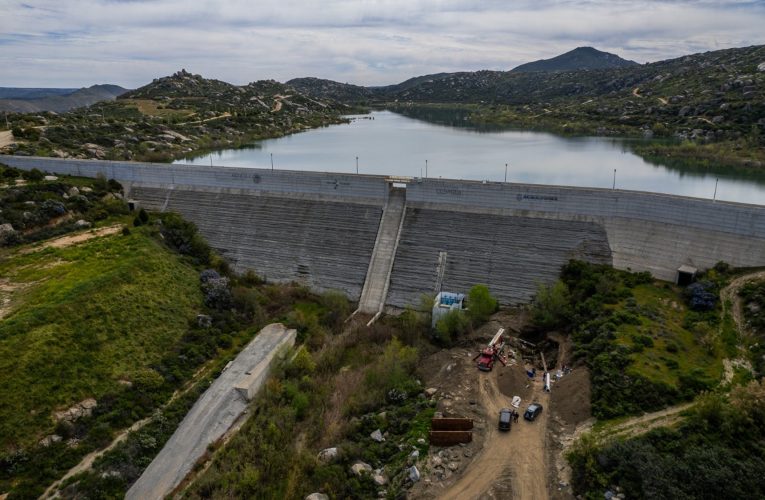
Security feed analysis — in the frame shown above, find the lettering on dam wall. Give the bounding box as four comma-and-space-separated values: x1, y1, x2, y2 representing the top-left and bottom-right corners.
436, 187, 463, 196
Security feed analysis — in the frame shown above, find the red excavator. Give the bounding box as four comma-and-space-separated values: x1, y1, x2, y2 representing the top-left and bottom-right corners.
474, 328, 508, 372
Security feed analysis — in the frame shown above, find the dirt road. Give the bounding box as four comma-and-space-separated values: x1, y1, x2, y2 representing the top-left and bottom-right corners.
440, 366, 550, 500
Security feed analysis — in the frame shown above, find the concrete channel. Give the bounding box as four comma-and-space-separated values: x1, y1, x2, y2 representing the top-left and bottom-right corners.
126, 323, 296, 500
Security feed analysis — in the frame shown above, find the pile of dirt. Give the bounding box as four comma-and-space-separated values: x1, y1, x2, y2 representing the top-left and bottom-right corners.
550, 367, 591, 427
497, 362, 533, 402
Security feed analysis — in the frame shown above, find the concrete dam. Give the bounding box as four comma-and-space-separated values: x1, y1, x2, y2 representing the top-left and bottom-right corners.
5, 156, 765, 312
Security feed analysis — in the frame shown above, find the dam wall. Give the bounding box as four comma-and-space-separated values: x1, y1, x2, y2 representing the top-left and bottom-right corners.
131, 185, 382, 298
5, 156, 765, 306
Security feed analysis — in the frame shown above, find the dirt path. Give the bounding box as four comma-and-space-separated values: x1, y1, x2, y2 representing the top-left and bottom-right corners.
0, 130, 14, 148
440, 366, 550, 500
178, 112, 231, 126
632, 87, 642, 98
21, 224, 123, 253
721, 270, 765, 337
41, 415, 152, 498
719, 270, 765, 382
606, 402, 693, 439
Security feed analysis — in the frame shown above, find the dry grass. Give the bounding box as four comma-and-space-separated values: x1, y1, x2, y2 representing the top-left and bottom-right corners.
121, 98, 194, 118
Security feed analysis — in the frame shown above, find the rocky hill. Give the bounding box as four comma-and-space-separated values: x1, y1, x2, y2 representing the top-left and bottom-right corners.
289, 45, 765, 167
1, 70, 346, 162
510, 46, 638, 73
0, 84, 128, 113
287, 77, 376, 102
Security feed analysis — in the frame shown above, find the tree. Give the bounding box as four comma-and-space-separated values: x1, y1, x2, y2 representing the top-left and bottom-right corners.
467, 284, 497, 325
531, 280, 571, 329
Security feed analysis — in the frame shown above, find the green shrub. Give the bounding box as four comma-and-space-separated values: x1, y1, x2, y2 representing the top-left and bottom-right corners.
23, 168, 44, 182
466, 284, 497, 325
434, 309, 470, 344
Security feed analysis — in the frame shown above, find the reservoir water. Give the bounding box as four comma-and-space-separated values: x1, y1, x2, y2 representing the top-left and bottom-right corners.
176, 110, 765, 205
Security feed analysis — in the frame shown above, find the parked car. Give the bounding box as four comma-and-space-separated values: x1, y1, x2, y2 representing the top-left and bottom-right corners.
498, 407, 513, 431
524, 403, 543, 421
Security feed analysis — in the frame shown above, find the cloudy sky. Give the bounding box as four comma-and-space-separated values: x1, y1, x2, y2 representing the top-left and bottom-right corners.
1, 0, 764, 88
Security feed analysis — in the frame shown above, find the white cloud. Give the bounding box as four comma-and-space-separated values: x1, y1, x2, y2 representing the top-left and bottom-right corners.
0, 0, 763, 87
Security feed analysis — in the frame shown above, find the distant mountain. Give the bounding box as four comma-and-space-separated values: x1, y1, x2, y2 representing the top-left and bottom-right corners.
0, 84, 128, 113
510, 47, 639, 73
0, 88, 76, 100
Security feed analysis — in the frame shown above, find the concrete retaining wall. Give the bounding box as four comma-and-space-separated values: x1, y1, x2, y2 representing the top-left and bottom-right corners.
126, 323, 296, 500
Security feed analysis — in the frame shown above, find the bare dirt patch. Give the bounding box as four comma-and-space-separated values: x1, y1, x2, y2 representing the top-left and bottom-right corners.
0, 130, 15, 148
411, 310, 553, 499
22, 224, 123, 253
0, 278, 26, 320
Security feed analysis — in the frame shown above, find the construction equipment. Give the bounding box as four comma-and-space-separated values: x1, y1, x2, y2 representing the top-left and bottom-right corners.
473, 328, 508, 372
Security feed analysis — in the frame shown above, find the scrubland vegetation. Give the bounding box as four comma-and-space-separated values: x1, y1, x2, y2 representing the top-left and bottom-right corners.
531, 260, 765, 498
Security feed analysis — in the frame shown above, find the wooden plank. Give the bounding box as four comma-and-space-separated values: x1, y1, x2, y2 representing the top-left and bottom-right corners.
429, 431, 472, 446
431, 418, 473, 431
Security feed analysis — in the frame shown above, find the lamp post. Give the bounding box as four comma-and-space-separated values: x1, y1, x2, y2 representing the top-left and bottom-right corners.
356, 156, 359, 174
426, 159, 428, 179
612, 169, 616, 190
270, 153, 274, 171
713, 178, 719, 202
505, 163, 508, 183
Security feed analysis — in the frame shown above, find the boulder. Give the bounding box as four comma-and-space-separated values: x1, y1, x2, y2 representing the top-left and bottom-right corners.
351, 461, 373, 477
39, 434, 62, 447
370, 429, 384, 442
424, 387, 438, 397
80, 186, 93, 193
758, 62, 765, 72
305, 494, 329, 500
317, 447, 338, 463
54, 398, 97, 422
408, 465, 420, 483
75, 219, 91, 229
0, 223, 15, 236
44, 175, 58, 181
372, 469, 387, 486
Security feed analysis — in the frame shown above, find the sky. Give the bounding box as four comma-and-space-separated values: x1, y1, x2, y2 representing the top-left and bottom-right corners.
1, 0, 764, 89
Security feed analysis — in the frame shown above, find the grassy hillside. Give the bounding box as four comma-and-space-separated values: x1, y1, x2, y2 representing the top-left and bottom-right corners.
0, 228, 202, 450
532, 261, 730, 419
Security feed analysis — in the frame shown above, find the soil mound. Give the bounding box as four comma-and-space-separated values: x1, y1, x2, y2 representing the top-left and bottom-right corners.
550, 367, 591, 426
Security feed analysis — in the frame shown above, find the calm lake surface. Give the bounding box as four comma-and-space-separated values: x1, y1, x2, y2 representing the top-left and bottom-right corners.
177, 110, 765, 205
